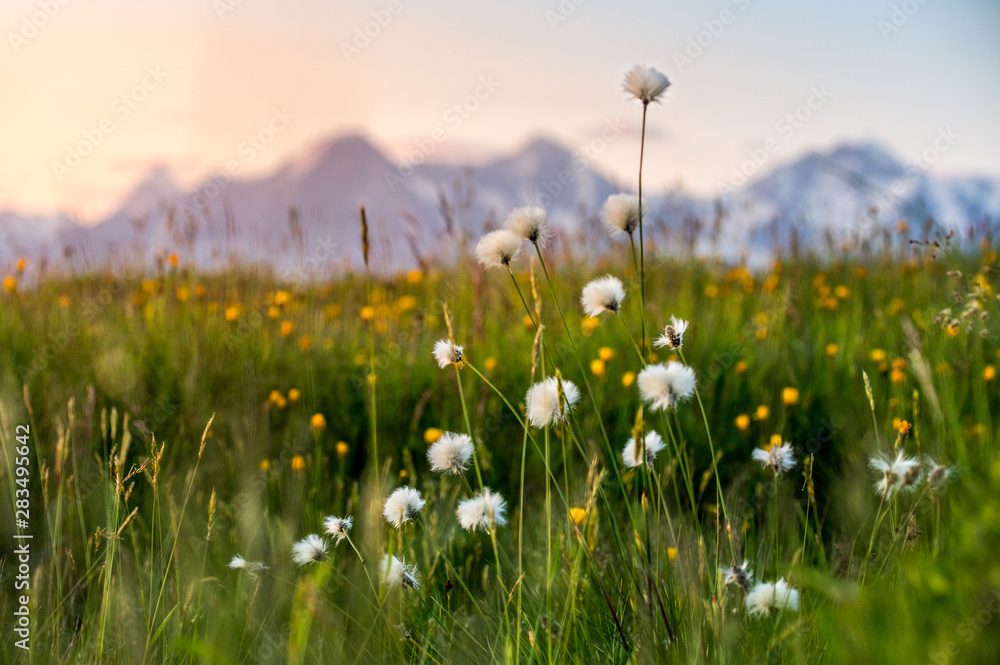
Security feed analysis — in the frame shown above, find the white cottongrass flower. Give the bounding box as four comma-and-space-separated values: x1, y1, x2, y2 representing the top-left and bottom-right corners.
381, 555, 419, 590
323, 515, 353, 544
383, 486, 426, 528
428, 432, 474, 475
623, 64, 671, 105
654, 317, 689, 351
869, 451, 921, 499
581, 275, 626, 317
925, 457, 955, 492
475, 229, 523, 269
525, 376, 581, 428
291, 534, 327, 566
621, 431, 666, 469
745, 578, 800, 616
637, 361, 696, 412
752, 442, 796, 474
601, 193, 643, 238
433, 339, 463, 368
228, 555, 268, 578
456, 488, 508, 532
721, 561, 753, 592
504, 206, 551, 248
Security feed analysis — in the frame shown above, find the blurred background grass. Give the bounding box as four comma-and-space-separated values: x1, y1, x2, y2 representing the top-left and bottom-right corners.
1, 233, 999, 664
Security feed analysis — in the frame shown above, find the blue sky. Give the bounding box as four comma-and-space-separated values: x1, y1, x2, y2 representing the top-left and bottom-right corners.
1, 0, 997, 220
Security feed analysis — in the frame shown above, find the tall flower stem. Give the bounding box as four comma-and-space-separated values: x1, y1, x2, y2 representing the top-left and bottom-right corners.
679, 348, 736, 561
663, 412, 698, 523
516, 424, 529, 664
453, 365, 485, 491
417, 519, 488, 615
773, 472, 780, 579
507, 267, 536, 328
861, 496, 889, 584
616, 312, 646, 366
637, 103, 650, 359
532, 244, 634, 525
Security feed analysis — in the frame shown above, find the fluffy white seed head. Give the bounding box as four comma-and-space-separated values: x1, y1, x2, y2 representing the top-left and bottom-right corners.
383, 486, 426, 528
925, 457, 955, 492
323, 515, 353, 544
291, 534, 327, 566
869, 451, 921, 498
457, 488, 509, 532
623, 64, 671, 104
433, 339, 464, 368
654, 317, 689, 351
581, 275, 626, 317
428, 432, 474, 475
381, 555, 419, 590
504, 206, 551, 247
637, 362, 696, 412
745, 578, 800, 616
229, 555, 269, 578
475, 229, 523, 269
622, 431, 666, 469
525, 377, 581, 428
601, 193, 643, 238
752, 442, 796, 474
721, 561, 753, 592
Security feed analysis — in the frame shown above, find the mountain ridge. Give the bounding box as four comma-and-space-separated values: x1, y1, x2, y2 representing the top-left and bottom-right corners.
2, 135, 997, 272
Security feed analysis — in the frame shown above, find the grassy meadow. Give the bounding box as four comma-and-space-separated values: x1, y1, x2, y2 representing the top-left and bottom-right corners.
2, 225, 999, 664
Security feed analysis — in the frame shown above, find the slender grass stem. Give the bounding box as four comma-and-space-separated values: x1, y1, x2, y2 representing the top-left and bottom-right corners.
453, 364, 485, 490
616, 312, 646, 366
861, 496, 889, 584
531, 244, 635, 527
679, 349, 736, 562
637, 103, 650, 359
773, 473, 780, 579
508, 266, 536, 328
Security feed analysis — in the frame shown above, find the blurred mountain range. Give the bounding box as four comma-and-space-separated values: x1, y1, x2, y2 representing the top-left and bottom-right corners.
2, 134, 998, 274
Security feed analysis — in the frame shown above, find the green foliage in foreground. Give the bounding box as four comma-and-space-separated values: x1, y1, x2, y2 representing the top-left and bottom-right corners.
1, 246, 999, 664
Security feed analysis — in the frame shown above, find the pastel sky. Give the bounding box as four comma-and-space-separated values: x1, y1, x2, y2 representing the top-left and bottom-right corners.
1, 0, 998, 222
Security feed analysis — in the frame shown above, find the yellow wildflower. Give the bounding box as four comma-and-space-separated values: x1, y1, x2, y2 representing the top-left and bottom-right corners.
310, 413, 327, 431
735, 414, 750, 432
781, 387, 799, 406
